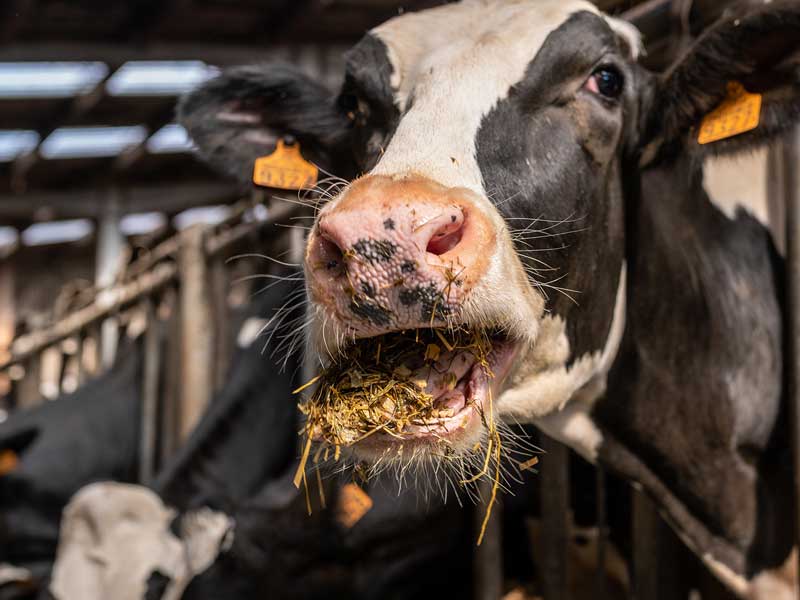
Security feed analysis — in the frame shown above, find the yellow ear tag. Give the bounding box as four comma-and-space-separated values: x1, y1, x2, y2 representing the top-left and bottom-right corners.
336, 483, 373, 529
253, 139, 319, 190
697, 82, 762, 145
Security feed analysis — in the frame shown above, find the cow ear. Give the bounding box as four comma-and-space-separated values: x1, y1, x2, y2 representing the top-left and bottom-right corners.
178, 64, 353, 184
639, 0, 800, 163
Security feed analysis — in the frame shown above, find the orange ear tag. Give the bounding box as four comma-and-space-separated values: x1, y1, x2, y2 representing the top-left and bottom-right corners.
0, 449, 18, 476
336, 483, 373, 529
697, 81, 762, 145
253, 139, 319, 190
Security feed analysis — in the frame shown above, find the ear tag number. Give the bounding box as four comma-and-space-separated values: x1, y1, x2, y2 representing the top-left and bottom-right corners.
253, 138, 319, 190
697, 81, 762, 145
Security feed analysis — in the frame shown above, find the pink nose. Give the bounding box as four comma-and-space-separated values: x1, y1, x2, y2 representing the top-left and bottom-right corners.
305, 176, 496, 336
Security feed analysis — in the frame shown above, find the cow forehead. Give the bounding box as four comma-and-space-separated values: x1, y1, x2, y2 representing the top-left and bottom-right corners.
372, 0, 599, 110
367, 0, 639, 193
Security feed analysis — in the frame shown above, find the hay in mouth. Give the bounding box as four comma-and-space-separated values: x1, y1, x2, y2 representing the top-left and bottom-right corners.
298, 327, 495, 447
293, 326, 510, 544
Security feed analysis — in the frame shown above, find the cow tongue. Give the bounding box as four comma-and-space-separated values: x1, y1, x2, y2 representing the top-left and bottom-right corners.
405, 349, 476, 412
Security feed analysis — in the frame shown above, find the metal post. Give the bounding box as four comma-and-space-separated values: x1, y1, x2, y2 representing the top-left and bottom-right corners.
474, 478, 503, 600
139, 299, 161, 484
95, 189, 125, 370
0, 261, 15, 400
538, 434, 570, 600
178, 225, 214, 441
783, 126, 800, 592
209, 257, 229, 391
15, 354, 41, 408
594, 466, 608, 596
631, 489, 690, 600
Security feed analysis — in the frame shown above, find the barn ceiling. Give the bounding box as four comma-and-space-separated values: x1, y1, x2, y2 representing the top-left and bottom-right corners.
0, 0, 732, 234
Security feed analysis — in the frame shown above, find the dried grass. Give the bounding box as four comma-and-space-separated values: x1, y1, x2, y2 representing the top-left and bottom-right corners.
294, 327, 506, 544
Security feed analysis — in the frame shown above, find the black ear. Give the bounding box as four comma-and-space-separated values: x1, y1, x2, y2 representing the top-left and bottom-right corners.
640, 0, 800, 162
178, 64, 354, 184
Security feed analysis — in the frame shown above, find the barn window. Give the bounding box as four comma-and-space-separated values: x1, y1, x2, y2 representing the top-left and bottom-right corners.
146, 124, 194, 154
40, 126, 147, 159
0, 130, 40, 161
0, 62, 108, 98
105, 61, 218, 96
21, 219, 94, 246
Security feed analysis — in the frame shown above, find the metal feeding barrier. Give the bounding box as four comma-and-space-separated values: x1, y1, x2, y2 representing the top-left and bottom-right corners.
0, 195, 302, 481
0, 129, 798, 600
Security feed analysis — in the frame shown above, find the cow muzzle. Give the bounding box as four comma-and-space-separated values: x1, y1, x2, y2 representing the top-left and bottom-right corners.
305, 175, 496, 337
302, 175, 538, 456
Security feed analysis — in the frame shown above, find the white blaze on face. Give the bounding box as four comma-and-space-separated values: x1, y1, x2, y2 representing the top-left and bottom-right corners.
370, 0, 634, 193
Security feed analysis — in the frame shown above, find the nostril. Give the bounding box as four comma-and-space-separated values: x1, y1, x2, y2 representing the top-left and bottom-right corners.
316, 234, 345, 271
426, 216, 465, 256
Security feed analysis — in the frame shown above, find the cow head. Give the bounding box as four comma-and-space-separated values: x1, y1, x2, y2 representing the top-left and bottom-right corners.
180, 0, 800, 468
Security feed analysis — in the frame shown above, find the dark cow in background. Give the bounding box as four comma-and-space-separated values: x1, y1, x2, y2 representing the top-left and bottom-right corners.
0, 280, 476, 600
0, 341, 143, 593
179, 0, 800, 596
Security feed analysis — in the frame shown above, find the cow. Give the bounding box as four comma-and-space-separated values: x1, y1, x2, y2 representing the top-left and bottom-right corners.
0, 340, 144, 596
178, 0, 800, 596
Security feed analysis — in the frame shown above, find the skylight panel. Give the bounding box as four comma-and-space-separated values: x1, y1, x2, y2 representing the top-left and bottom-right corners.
173, 206, 231, 230
0, 227, 18, 250
146, 124, 194, 154
0, 130, 39, 161
22, 219, 94, 246
0, 62, 108, 98
106, 61, 218, 96
120, 212, 167, 236
40, 126, 147, 159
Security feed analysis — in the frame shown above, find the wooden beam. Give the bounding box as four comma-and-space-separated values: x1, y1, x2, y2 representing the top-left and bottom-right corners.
177, 224, 214, 440
0, 181, 240, 225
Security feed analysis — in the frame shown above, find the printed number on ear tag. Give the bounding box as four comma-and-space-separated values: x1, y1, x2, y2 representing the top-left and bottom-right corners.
697, 82, 762, 145
253, 139, 319, 190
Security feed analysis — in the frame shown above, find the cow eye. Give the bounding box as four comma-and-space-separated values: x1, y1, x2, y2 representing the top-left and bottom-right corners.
338, 92, 363, 122
584, 66, 624, 99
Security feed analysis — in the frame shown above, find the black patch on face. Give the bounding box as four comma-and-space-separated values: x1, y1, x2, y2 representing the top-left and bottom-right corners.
350, 299, 392, 326
342, 34, 401, 171
401, 260, 417, 273
475, 11, 630, 363
383, 218, 395, 230
399, 283, 452, 321
352, 239, 397, 263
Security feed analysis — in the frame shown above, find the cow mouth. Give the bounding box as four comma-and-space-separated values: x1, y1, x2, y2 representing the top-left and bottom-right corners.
300, 327, 519, 450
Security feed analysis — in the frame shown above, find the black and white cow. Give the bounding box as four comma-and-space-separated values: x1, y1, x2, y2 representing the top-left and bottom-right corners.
0, 341, 143, 594
180, 0, 800, 595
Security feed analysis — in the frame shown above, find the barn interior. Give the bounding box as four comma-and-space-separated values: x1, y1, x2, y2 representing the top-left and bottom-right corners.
0, 1, 797, 599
